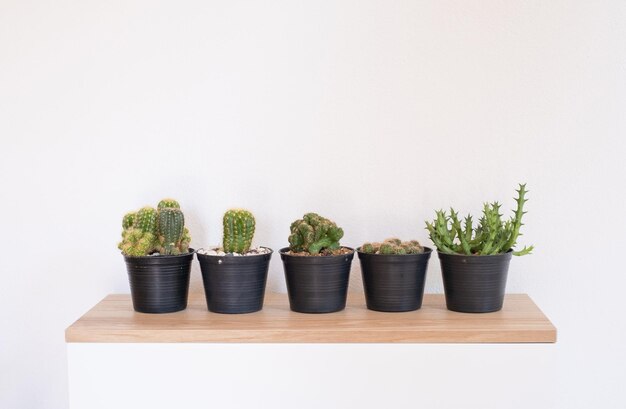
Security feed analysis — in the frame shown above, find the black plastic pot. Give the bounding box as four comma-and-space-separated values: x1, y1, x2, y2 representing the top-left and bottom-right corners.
196, 249, 273, 314
438, 250, 512, 313
358, 247, 432, 312
280, 247, 354, 313
124, 249, 195, 314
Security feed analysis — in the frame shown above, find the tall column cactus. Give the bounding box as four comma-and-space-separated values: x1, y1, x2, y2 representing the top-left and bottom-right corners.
288, 212, 344, 255
223, 209, 256, 253
158, 208, 185, 255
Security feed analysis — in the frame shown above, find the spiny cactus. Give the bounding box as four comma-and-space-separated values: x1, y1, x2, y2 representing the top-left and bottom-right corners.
119, 199, 191, 256
288, 212, 344, 255
119, 228, 156, 256
425, 184, 534, 256
360, 238, 424, 255
158, 208, 185, 255
158, 198, 180, 209
122, 212, 136, 230
135, 207, 158, 235
223, 209, 256, 253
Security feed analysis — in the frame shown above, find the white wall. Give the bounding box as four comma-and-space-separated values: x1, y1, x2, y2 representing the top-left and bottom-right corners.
1, 0, 625, 408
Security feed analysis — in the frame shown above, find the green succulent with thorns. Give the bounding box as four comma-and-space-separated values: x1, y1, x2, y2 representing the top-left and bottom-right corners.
360, 238, 424, 255
119, 198, 191, 256
425, 184, 533, 256
288, 212, 344, 255
223, 209, 256, 253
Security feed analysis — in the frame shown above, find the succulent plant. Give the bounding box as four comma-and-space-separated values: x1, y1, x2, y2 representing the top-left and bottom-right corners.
119, 199, 191, 256
157, 198, 180, 209
425, 184, 533, 256
223, 209, 256, 253
158, 208, 185, 255
122, 212, 136, 230
360, 238, 424, 255
288, 212, 344, 255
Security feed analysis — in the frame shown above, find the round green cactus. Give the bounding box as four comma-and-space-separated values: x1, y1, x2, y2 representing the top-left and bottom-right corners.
122, 212, 136, 230
361, 243, 375, 253
379, 242, 396, 255
223, 209, 256, 253
157, 198, 180, 210
359, 238, 424, 255
288, 212, 344, 254
135, 207, 158, 235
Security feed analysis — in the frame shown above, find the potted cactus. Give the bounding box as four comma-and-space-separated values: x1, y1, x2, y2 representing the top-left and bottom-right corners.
357, 238, 432, 312
280, 213, 354, 313
426, 184, 534, 313
118, 198, 194, 314
196, 209, 272, 314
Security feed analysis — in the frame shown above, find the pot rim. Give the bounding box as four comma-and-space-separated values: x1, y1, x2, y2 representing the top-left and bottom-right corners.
122, 248, 196, 259
196, 246, 274, 258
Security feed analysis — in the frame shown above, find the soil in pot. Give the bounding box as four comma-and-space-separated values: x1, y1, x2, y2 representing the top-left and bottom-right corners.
280, 247, 354, 313
438, 250, 512, 313
124, 249, 195, 314
196, 247, 272, 314
358, 247, 432, 312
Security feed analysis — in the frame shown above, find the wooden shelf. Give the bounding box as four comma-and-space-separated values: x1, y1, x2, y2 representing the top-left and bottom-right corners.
66, 293, 556, 343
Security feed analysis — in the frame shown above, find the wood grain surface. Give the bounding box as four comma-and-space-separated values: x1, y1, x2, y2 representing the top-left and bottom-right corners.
65, 293, 556, 343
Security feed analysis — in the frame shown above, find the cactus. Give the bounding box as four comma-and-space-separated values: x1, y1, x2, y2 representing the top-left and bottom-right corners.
223, 209, 256, 253
119, 199, 191, 256
135, 207, 158, 235
119, 229, 156, 257
158, 208, 185, 255
288, 212, 344, 255
360, 238, 424, 255
361, 242, 376, 254
122, 212, 136, 230
425, 184, 534, 256
158, 198, 180, 209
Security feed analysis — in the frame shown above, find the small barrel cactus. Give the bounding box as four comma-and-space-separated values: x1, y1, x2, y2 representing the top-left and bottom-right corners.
122, 212, 136, 230
223, 209, 256, 254
119, 199, 191, 256
135, 207, 158, 235
360, 238, 424, 255
288, 213, 344, 255
158, 198, 180, 209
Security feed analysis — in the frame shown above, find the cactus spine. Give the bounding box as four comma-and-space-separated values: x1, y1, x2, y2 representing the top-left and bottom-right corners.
118, 199, 191, 256
223, 209, 256, 253
288, 213, 344, 255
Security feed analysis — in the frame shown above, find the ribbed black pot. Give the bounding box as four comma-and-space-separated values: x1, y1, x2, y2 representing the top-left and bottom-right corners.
196, 249, 273, 314
124, 249, 195, 314
358, 247, 432, 312
280, 247, 354, 313
438, 250, 512, 313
